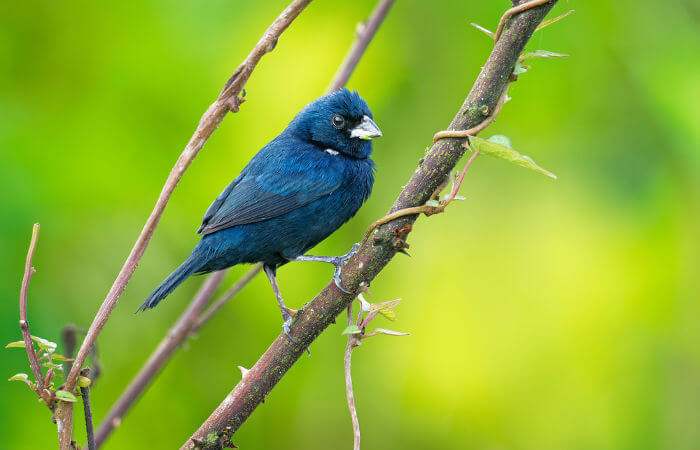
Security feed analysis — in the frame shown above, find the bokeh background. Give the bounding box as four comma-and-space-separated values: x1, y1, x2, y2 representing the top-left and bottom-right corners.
1, 0, 699, 448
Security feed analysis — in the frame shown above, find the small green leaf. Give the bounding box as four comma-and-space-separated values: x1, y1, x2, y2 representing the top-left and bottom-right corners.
50, 354, 73, 362
41, 362, 63, 371
513, 61, 528, 75
6, 341, 27, 349
486, 134, 513, 149
8, 373, 30, 383
31, 336, 57, 353
470, 135, 557, 179
342, 325, 361, 335
535, 9, 574, 32
520, 50, 569, 61
424, 200, 440, 207
78, 376, 92, 388
378, 309, 397, 321
55, 390, 78, 402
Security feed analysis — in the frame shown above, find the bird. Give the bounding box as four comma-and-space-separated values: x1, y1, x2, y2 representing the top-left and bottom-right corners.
138, 89, 381, 339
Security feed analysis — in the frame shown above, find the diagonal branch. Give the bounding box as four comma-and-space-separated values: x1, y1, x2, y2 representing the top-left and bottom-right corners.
54, 1, 314, 448
183, 1, 558, 448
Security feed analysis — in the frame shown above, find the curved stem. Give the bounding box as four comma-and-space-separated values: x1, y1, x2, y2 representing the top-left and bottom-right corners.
19, 224, 43, 391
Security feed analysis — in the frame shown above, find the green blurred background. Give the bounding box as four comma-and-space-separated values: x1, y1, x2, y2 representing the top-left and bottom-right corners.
2, 0, 699, 448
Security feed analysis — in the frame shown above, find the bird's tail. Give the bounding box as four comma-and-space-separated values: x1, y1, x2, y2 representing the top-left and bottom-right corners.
138, 254, 203, 312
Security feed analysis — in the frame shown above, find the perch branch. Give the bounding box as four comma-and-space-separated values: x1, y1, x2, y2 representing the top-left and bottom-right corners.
184, 1, 558, 447
54, 1, 314, 448
328, 0, 396, 93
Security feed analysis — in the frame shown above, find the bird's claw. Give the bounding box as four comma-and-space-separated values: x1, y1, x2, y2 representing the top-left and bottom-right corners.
281, 311, 297, 343
332, 243, 359, 294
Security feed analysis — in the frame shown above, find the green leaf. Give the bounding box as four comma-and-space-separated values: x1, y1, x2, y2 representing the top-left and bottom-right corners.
50, 354, 74, 362
535, 9, 574, 32
41, 362, 63, 371
378, 309, 397, 321
8, 373, 30, 383
469, 135, 557, 179
6, 341, 27, 349
31, 336, 57, 353
369, 298, 402, 321
342, 325, 361, 335
78, 376, 92, 388
520, 50, 569, 61
513, 61, 528, 75
424, 199, 440, 207
55, 390, 78, 402
486, 134, 513, 149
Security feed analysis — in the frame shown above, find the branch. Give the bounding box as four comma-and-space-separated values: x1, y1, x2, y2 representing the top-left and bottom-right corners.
184, 1, 558, 447
19, 223, 43, 392
327, 0, 396, 93
54, 1, 314, 447
93, 270, 227, 447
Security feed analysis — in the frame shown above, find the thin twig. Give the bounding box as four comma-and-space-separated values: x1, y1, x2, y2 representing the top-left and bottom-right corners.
80, 369, 96, 450
54, 1, 314, 447
327, 0, 396, 93
94, 270, 227, 447
184, 1, 559, 446
19, 223, 44, 392
344, 304, 361, 450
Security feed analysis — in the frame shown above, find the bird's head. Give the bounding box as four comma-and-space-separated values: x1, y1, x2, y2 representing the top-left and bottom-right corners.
288, 89, 381, 159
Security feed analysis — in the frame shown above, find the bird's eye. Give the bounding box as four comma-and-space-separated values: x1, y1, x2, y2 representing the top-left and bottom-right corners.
331, 114, 345, 129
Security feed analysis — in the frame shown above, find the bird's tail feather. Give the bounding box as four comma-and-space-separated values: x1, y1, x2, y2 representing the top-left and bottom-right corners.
138, 254, 203, 312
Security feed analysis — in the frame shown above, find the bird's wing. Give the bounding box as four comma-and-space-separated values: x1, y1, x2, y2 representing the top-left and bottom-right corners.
197, 153, 343, 236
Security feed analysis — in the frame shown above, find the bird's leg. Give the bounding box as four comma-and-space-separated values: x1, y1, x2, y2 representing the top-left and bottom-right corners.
290, 243, 360, 294
263, 264, 297, 342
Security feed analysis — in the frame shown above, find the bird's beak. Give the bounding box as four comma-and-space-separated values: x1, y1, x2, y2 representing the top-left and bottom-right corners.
350, 115, 382, 140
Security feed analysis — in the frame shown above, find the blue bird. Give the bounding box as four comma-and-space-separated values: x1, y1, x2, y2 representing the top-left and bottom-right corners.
139, 89, 381, 339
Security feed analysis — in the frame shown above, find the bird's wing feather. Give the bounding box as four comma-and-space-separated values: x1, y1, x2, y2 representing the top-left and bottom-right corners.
197, 149, 343, 235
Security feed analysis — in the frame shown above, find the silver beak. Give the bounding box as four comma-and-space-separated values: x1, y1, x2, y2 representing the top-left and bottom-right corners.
350, 115, 382, 140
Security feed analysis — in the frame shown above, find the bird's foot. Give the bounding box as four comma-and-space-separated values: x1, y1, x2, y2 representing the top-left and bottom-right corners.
281, 309, 297, 343
333, 243, 360, 293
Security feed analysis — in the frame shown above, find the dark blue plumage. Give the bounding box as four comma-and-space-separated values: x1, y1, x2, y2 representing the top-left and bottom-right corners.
139, 89, 380, 335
